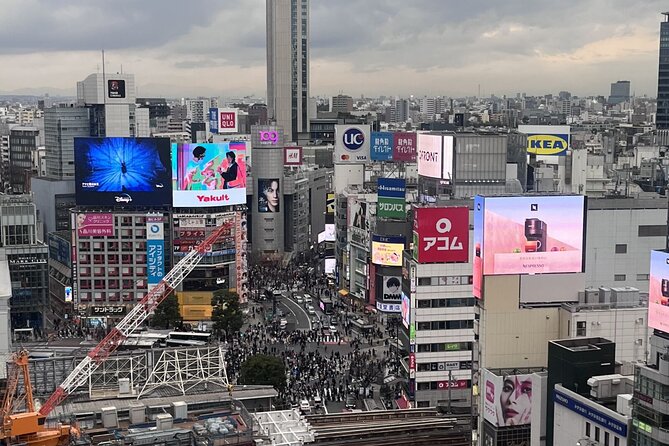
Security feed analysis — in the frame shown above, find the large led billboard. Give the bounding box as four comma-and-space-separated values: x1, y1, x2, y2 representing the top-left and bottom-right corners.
649, 250, 669, 332
171, 142, 247, 207
518, 125, 570, 156
258, 178, 280, 213
372, 234, 405, 266
74, 137, 171, 206
382, 276, 402, 301
401, 292, 411, 329
442, 135, 454, 182
417, 134, 442, 178
474, 195, 586, 278
483, 370, 534, 427
335, 125, 371, 163
413, 207, 469, 263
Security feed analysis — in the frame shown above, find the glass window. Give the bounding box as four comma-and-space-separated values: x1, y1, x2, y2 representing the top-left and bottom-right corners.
576, 321, 587, 337
585, 422, 590, 437
614, 274, 626, 281
615, 244, 627, 254
595, 427, 600, 442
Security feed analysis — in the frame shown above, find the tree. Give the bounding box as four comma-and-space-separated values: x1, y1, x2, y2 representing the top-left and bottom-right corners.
151, 294, 182, 329
211, 289, 244, 340
238, 355, 286, 392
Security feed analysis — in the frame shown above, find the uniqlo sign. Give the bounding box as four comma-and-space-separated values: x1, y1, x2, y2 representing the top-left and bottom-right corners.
413, 206, 469, 263
218, 109, 238, 133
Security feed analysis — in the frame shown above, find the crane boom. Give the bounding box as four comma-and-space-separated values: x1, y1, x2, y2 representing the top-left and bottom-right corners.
39, 222, 234, 416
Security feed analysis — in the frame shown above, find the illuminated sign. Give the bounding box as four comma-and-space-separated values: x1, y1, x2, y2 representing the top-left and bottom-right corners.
417, 134, 442, 178
335, 125, 371, 163
393, 132, 417, 162
413, 207, 469, 263
378, 178, 406, 220
483, 370, 534, 427
401, 292, 410, 329
372, 234, 405, 266
649, 250, 669, 332
76, 213, 114, 238
518, 125, 570, 156
251, 125, 285, 148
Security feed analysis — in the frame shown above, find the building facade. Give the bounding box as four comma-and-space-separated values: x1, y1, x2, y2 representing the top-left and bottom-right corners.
266, 0, 310, 142
44, 105, 90, 180
8, 126, 39, 194
657, 13, 669, 130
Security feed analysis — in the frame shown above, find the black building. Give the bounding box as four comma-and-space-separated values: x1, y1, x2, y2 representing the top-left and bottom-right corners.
657, 13, 669, 130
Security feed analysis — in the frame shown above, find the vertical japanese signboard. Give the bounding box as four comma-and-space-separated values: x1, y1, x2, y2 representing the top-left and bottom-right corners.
146, 215, 165, 291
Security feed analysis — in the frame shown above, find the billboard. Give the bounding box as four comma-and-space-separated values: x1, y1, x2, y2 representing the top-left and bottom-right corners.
107, 79, 126, 99
401, 292, 410, 329
518, 125, 570, 156
209, 108, 239, 134
371, 131, 393, 161
74, 137, 172, 206
284, 146, 303, 166
413, 207, 469, 263
252, 125, 285, 148
146, 215, 165, 289
236, 211, 248, 304
483, 370, 534, 427
326, 193, 335, 215
48, 234, 71, 265
372, 234, 405, 266
335, 125, 371, 163
258, 178, 280, 213
349, 200, 369, 231
378, 178, 406, 220
382, 276, 402, 301
325, 258, 336, 275
393, 132, 417, 162
64, 286, 73, 303
76, 213, 114, 238
171, 142, 247, 207
649, 250, 669, 332
209, 108, 219, 133
417, 134, 442, 178
442, 135, 454, 182
474, 195, 586, 277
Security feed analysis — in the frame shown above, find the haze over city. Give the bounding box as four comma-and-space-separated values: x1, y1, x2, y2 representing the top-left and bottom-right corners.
0, 0, 664, 97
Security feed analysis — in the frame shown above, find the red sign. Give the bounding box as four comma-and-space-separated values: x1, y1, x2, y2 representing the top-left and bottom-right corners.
284, 146, 303, 166
393, 132, 417, 162
437, 380, 468, 390
409, 353, 416, 370
414, 207, 469, 263
219, 111, 237, 131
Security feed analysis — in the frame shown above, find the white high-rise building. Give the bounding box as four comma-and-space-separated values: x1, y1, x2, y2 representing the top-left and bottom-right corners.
266, 0, 310, 142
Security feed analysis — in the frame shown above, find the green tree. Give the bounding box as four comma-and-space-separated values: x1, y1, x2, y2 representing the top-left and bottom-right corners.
151, 294, 182, 329
211, 289, 244, 340
238, 355, 286, 392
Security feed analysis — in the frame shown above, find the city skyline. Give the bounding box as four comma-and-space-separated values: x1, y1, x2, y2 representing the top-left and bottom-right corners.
0, 0, 665, 98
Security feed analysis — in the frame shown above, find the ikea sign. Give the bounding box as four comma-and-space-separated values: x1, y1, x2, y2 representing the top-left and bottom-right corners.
518, 125, 570, 156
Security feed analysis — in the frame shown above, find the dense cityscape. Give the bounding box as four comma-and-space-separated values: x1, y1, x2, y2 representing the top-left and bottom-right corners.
0, 1, 668, 446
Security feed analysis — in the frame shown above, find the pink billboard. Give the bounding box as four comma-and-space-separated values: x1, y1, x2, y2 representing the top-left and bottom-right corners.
76, 213, 114, 237
649, 250, 669, 332
417, 134, 442, 178
393, 132, 417, 162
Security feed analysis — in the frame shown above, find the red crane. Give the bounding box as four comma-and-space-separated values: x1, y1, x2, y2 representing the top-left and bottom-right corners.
39, 222, 234, 416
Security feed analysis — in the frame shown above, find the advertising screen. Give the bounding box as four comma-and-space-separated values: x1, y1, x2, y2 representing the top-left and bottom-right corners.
335, 124, 371, 163
393, 132, 417, 162
74, 137, 171, 206
326, 193, 335, 215
372, 234, 405, 266
401, 292, 410, 329
371, 131, 393, 161
518, 125, 570, 156
324, 258, 336, 275
483, 370, 533, 427
107, 79, 126, 99
649, 250, 669, 332
76, 213, 114, 237
442, 135, 454, 182
146, 215, 165, 289
349, 200, 369, 231
284, 146, 303, 165
258, 178, 280, 213
413, 207, 469, 263
417, 134, 442, 178
382, 276, 402, 301
378, 178, 406, 220
474, 195, 586, 277
172, 142, 247, 207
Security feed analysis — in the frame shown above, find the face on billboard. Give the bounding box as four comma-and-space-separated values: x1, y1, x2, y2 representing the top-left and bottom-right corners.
476, 195, 585, 276
414, 207, 469, 263
171, 142, 247, 207
372, 235, 405, 266
382, 276, 402, 301
417, 134, 442, 178
393, 132, 417, 162
74, 137, 171, 206
483, 371, 533, 427
258, 178, 280, 213
649, 250, 669, 332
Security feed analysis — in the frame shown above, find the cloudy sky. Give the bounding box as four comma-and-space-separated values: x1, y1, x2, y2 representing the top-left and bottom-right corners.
0, 0, 665, 98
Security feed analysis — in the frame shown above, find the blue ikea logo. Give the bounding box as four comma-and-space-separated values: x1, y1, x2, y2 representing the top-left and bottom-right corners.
527, 134, 569, 155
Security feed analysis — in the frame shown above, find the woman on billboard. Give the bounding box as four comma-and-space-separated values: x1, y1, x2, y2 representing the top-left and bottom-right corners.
217, 151, 239, 189
498, 374, 532, 426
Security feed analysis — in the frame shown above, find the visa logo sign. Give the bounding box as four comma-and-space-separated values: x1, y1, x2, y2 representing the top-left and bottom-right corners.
527, 134, 569, 155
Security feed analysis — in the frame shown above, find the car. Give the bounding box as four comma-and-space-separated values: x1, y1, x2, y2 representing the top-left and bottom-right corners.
311, 316, 320, 326
299, 399, 311, 414
295, 295, 304, 304
328, 325, 338, 333
279, 320, 288, 330
345, 393, 356, 409
306, 305, 316, 315
304, 294, 313, 304
276, 309, 285, 317
313, 396, 322, 408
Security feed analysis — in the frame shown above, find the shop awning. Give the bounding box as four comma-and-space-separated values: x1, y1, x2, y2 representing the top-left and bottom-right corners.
338, 289, 349, 296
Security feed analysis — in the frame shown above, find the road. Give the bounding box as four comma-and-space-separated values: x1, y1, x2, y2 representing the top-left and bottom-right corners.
278, 294, 312, 331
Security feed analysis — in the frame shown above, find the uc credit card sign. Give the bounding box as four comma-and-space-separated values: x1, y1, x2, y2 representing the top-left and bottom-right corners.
518, 125, 570, 156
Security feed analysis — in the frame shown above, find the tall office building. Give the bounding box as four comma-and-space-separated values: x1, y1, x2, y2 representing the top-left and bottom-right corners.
657, 13, 669, 129
609, 80, 631, 105
44, 105, 90, 180
266, 0, 310, 142
8, 127, 39, 194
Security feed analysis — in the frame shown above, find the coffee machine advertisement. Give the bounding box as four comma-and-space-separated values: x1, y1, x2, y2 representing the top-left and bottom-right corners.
474, 195, 586, 276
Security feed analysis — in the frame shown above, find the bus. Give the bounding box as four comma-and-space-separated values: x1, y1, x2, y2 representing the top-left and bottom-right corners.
319, 297, 333, 315
165, 331, 212, 347
122, 332, 168, 350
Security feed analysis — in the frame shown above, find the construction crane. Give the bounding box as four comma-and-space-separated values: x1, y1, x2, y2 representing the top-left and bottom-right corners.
38, 222, 235, 417
0, 350, 70, 445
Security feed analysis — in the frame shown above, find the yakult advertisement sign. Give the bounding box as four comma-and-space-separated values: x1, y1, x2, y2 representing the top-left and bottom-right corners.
413, 207, 469, 263
335, 125, 371, 163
